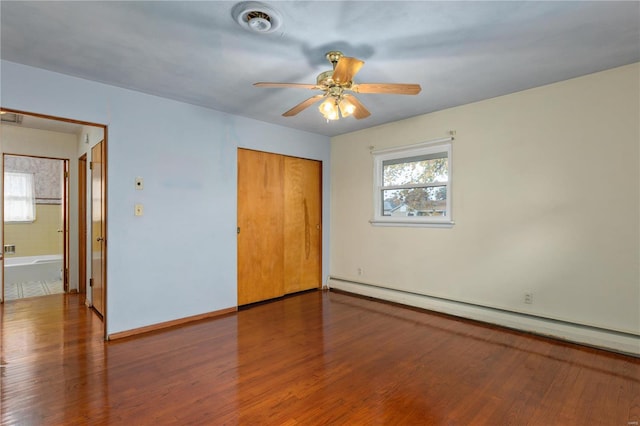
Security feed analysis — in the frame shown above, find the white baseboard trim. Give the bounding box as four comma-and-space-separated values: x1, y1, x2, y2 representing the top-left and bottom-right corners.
327, 277, 640, 357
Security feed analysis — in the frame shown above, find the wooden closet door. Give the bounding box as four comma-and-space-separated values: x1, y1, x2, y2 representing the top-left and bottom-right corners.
237, 149, 285, 305
284, 157, 322, 294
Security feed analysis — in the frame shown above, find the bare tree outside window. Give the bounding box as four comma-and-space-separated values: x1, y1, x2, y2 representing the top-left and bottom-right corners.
372, 139, 453, 226
382, 156, 448, 216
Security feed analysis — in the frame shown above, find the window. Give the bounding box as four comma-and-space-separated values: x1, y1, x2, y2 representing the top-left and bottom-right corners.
4, 171, 36, 222
372, 138, 453, 227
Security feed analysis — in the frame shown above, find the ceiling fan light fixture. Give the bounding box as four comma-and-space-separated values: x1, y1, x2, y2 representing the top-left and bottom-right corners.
338, 98, 356, 118
319, 98, 339, 121
232, 2, 282, 34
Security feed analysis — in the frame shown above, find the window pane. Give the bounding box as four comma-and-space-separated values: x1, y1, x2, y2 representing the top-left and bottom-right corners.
382, 187, 447, 217
4, 171, 36, 222
383, 156, 448, 186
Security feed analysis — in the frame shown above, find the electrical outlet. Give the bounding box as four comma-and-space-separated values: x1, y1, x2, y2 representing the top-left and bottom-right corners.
135, 177, 144, 190
524, 292, 533, 304
134, 204, 144, 216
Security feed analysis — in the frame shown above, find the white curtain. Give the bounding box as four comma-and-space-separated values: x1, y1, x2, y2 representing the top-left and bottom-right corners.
4, 171, 36, 222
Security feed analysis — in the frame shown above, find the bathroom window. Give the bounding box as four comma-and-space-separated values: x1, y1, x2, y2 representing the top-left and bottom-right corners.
4, 171, 36, 222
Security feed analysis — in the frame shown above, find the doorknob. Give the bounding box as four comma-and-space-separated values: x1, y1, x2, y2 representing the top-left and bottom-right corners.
57, 229, 64, 233
96, 237, 104, 242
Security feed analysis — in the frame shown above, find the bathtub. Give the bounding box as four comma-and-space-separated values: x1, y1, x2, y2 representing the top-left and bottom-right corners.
4, 254, 63, 284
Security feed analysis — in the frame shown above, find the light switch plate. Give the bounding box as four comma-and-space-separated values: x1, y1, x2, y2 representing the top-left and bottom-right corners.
134, 204, 144, 216
135, 177, 144, 190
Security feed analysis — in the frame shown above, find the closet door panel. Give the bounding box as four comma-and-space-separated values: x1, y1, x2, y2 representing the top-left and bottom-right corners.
284, 157, 322, 294
237, 149, 285, 305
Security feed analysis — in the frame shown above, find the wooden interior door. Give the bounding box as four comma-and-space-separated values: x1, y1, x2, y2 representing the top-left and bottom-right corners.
78, 154, 87, 295
284, 157, 322, 294
91, 141, 105, 317
237, 149, 285, 305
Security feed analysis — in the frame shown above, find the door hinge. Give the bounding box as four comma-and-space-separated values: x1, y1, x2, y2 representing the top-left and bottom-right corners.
89, 278, 93, 287
64, 171, 69, 178
237, 227, 240, 234
89, 161, 93, 170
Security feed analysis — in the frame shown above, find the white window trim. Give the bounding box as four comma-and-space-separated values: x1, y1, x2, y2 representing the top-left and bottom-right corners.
370, 137, 454, 228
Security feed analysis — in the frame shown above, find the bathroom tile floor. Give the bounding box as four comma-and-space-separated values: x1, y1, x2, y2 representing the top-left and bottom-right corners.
4, 280, 64, 301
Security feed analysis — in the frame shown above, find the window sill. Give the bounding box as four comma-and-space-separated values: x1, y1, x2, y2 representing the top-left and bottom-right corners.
369, 219, 455, 228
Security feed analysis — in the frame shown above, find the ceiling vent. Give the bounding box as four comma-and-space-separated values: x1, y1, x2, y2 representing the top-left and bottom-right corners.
232, 2, 282, 34
0, 113, 23, 125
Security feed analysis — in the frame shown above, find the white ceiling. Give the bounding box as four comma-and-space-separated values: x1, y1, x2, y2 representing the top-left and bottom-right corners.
1, 1, 638, 137
1, 114, 84, 135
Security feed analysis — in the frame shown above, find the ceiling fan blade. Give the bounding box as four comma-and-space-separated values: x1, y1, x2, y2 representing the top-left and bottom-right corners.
344, 95, 371, 120
282, 95, 325, 117
254, 82, 319, 90
332, 57, 364, 84
352, 83, 422, 95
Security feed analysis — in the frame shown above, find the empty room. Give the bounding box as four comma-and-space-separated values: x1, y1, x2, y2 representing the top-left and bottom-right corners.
0, 1, 638, 425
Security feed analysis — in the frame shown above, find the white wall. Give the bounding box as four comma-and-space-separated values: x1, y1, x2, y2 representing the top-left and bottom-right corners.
0, 125, 80, 293
330, 63, 639, 354
0, 60, 331, 336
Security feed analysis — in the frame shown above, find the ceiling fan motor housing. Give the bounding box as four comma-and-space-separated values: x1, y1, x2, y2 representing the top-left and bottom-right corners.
316, 70, 334, 87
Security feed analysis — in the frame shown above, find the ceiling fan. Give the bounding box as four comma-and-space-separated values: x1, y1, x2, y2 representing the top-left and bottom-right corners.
254, 51, 421, 121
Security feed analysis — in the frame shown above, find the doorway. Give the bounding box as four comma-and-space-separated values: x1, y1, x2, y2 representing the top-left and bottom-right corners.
2, 154, 67, 300
0, 108, 108, 337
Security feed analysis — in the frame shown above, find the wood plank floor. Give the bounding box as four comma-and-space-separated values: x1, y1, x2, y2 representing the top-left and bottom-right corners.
1, 290, 639, 425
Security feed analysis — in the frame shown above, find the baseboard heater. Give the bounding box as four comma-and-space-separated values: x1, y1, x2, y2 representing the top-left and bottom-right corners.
326, 276, 640, 357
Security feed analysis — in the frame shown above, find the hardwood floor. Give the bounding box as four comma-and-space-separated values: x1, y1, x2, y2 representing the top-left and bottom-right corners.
1, 291, 638, 425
